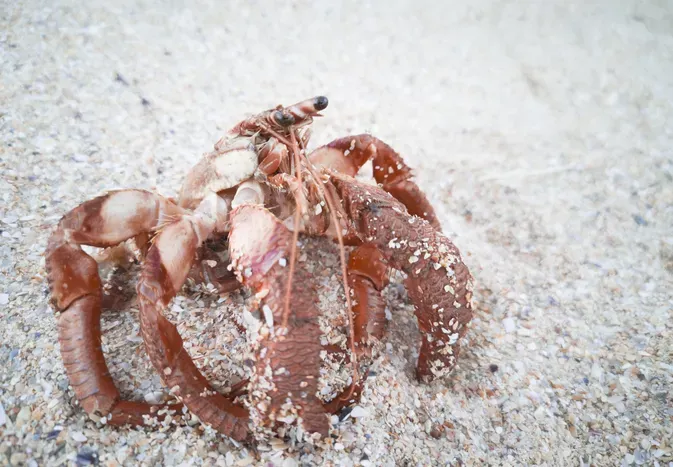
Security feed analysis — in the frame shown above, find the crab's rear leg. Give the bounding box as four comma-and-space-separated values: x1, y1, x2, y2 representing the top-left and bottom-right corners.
309, 134, 441, 228
136, 187, 253, 441
45, 190, 185, 425
330, 173, 474, 382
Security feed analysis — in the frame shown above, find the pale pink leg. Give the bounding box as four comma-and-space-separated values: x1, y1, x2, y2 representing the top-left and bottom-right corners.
137, 190, 254, 441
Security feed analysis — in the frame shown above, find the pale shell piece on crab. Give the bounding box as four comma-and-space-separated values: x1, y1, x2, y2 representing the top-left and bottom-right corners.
231, 180, 265, 209
189, 191, 231, 235
228, 204, 287, 283
178, 136, 259, 209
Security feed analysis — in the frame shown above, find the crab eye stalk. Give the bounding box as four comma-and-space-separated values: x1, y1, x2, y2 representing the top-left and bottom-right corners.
313, 96, 328, 111
273, 110, 296, 127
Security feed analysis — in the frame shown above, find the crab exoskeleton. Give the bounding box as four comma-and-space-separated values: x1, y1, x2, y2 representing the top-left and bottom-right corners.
45, 97, 474, 442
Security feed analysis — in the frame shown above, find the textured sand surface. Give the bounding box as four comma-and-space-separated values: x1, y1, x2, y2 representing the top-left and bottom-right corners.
1, 1, 673, 466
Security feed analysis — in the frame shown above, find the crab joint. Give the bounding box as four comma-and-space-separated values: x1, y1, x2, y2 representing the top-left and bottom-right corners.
231, 180, 265, 208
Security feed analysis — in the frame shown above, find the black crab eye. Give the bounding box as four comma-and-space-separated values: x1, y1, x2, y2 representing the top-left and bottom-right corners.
273, 110, 295, 127
313, 96, 328, 111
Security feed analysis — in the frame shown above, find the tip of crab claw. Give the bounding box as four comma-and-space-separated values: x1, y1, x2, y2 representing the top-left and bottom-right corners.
313, 96, 328, 111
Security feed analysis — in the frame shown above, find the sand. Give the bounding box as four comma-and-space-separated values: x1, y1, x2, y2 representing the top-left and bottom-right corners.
1, 0, 672, 465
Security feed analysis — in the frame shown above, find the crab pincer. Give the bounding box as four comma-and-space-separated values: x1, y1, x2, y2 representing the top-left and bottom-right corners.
228, 204, 329, 437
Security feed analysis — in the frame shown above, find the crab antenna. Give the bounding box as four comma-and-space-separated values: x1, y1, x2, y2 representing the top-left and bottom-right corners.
280, 131, 305, 332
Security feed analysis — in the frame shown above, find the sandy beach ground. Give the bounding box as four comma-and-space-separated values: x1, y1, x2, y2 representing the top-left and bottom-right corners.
1, 1, 672, 465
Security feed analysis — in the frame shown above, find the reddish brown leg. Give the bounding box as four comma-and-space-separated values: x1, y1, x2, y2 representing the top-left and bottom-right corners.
309, 134, 441, 228
330, 173, 474, 382
320, 245, 390, 414
226, 379, 250, 398
322, 372, 370, 414
134, 231, 152, 258
45, 190, 185, 425
136, 192, 250, 441
347, 245, 390, 352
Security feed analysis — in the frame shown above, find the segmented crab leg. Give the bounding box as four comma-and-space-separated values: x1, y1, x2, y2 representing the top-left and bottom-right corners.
228, 204, 329, 437
309, 135, 441, 228
347, 245, 390, 351
257, 137, 289, 176
329, 173, 474, 382
45, 190, 185, 425
136, 190, 250, 441
319, 246, 391, 414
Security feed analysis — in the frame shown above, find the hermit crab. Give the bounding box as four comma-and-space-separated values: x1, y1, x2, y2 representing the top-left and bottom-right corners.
45, 96, 474, 442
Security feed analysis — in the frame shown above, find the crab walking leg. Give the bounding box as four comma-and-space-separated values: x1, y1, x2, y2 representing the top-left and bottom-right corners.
45, 190, 185, 425
228, 204, 329, 437
136, 190, 250, 441
330, 173, 474, 382
347, 245, 390, 351
309, 135, 441, 228
317, 246, 390, 414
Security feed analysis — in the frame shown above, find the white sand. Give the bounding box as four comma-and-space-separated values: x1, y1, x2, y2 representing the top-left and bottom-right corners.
1, 0, 672, 465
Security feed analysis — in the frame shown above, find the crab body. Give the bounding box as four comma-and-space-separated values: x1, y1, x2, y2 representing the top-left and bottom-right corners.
45, 97, 473, 443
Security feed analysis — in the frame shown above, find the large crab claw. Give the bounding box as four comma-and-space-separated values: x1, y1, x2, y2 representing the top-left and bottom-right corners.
228, 204, 329, 437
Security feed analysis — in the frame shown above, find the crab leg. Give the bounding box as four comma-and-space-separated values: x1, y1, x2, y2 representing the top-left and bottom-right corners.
329, 173, 474, 382
187, 238, 242, 295
257, 137, 289, 176
311, 245, 390, 415
45, 190, 185, 425
309, 135, 441, 228
136, 189, 251, 441
228, 204, 329, 437
347, 245, 390, 351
